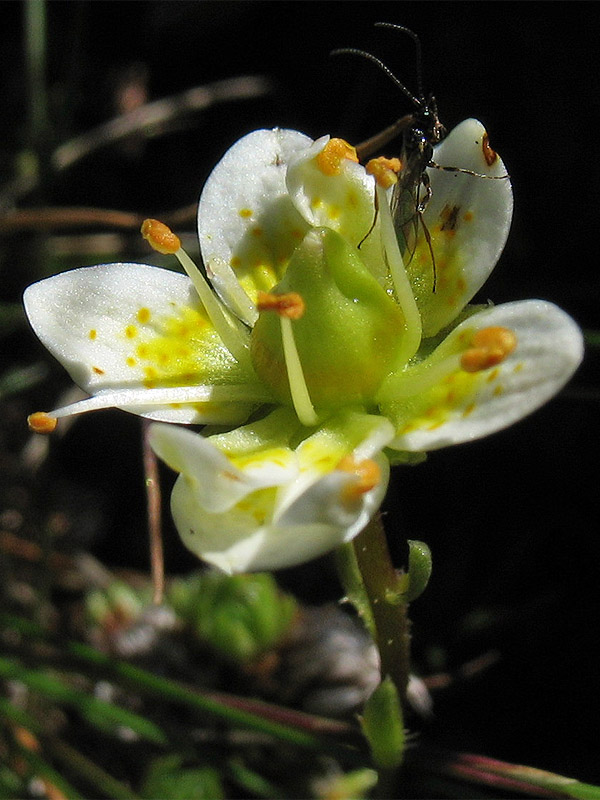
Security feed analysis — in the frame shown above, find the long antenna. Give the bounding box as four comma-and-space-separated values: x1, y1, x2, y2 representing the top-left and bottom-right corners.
330, 46, 422, 109
374, 23, 425, 102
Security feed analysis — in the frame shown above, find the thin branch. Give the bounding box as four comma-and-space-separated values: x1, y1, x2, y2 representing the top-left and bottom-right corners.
142, 420, 164, 605
52, 75, 272, 172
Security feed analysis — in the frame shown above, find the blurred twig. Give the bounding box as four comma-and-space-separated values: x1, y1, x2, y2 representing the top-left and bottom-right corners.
53, 75, 271, 172
142, 420, 164, 605
0, 204, 197, 236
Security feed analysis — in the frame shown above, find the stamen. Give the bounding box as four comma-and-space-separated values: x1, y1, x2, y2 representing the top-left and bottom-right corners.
255, 290, 317, 425
460, 326, 517, 373
141, 218, 180, 254
27, 411, 58, 434
28, 384, 272, 427
376, 185, 422, 364
377, 325, 518, 403
256, 291, 305, 320
366, 157, 402, 189
316, 138, 359, 176
280, 316, 319, 427
141, 219, 250, 364
337, 455, 381, 502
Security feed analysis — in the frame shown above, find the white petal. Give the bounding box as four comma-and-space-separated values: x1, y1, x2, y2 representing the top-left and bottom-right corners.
198, 128, 312, 308
149, 422, 297, 514
170, 453, 390, 574
24, 263, 259, 424
285, 136, 377, 249
407, 118, 514, 336
385, 300, 583, 451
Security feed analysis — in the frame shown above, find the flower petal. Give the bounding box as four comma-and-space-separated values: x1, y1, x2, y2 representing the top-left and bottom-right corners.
152, 409, 394, 573
169, 452, 390, 574
149, 410, 299, 514
197, 128, 312, 314
285, 136, 377, 251
24, 263, 261, 424
405, 118, 513, 337
380, 300, 583, 451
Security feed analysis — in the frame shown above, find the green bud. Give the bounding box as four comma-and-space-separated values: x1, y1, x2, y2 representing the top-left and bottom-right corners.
251, 228, 405, 409
360, 676, 405, 769
405, 539, 432, 602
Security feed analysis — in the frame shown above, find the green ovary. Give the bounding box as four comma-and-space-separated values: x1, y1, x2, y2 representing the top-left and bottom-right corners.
250, 228, 406, 410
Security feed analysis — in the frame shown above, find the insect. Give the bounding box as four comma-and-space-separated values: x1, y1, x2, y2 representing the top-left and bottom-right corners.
333, 23, 507, 291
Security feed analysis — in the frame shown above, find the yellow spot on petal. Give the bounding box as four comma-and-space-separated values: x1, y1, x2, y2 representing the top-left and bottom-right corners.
463, 402, 476, 417
92, 366, 105, 375
126, 357, 136, 367
493, 384, 505, 396
137, 307, 151, 324
125, 325, 137, 339
88, 329, 97, 340
28, 411, 58, 434
513, 362, 525, 373
239, 208, 253, 218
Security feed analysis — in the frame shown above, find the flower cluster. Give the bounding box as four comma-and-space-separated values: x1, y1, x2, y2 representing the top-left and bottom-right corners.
24, 120, 583, 572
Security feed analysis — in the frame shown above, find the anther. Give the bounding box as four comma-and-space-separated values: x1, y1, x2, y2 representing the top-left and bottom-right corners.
366, 156, 402, 189
460, 326, 517, 373
28, 411, 58, 434
337, 455, 381, 501
256, 291, 305, 320
316, 138, 359, 176
141, 219, 181, 255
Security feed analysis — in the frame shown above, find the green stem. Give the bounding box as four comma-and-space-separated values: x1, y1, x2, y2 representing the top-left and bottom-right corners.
347, 515, 411, 699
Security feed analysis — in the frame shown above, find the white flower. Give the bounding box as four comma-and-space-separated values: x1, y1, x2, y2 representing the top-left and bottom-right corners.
23, 120, 583, 570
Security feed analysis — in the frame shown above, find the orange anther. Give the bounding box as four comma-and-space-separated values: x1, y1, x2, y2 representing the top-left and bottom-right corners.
365, 156, 402, 189
256, 291, 305, 320
141, 219, 181, 254
460, 326, 517, 373
28, 411, 58, 434
337, 455, 381, 501
316, 138, 359, 176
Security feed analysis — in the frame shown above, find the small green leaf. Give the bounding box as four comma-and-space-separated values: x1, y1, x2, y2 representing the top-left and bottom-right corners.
360, 677, 405, 769
405, 540, 432, 602
141, 755, 224, 800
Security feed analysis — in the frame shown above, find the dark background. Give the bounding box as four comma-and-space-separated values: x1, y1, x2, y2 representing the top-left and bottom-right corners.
2, 0, 599, 788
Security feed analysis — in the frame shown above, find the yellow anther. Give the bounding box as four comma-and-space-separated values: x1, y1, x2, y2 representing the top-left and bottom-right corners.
141, 218, 181, 255
460, 326, 517, 373
316, 138, 359, 176
28, 411, 58, 434
337, 455, 381, 501
256, 291, 305, 320
365, 156, 402, 189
